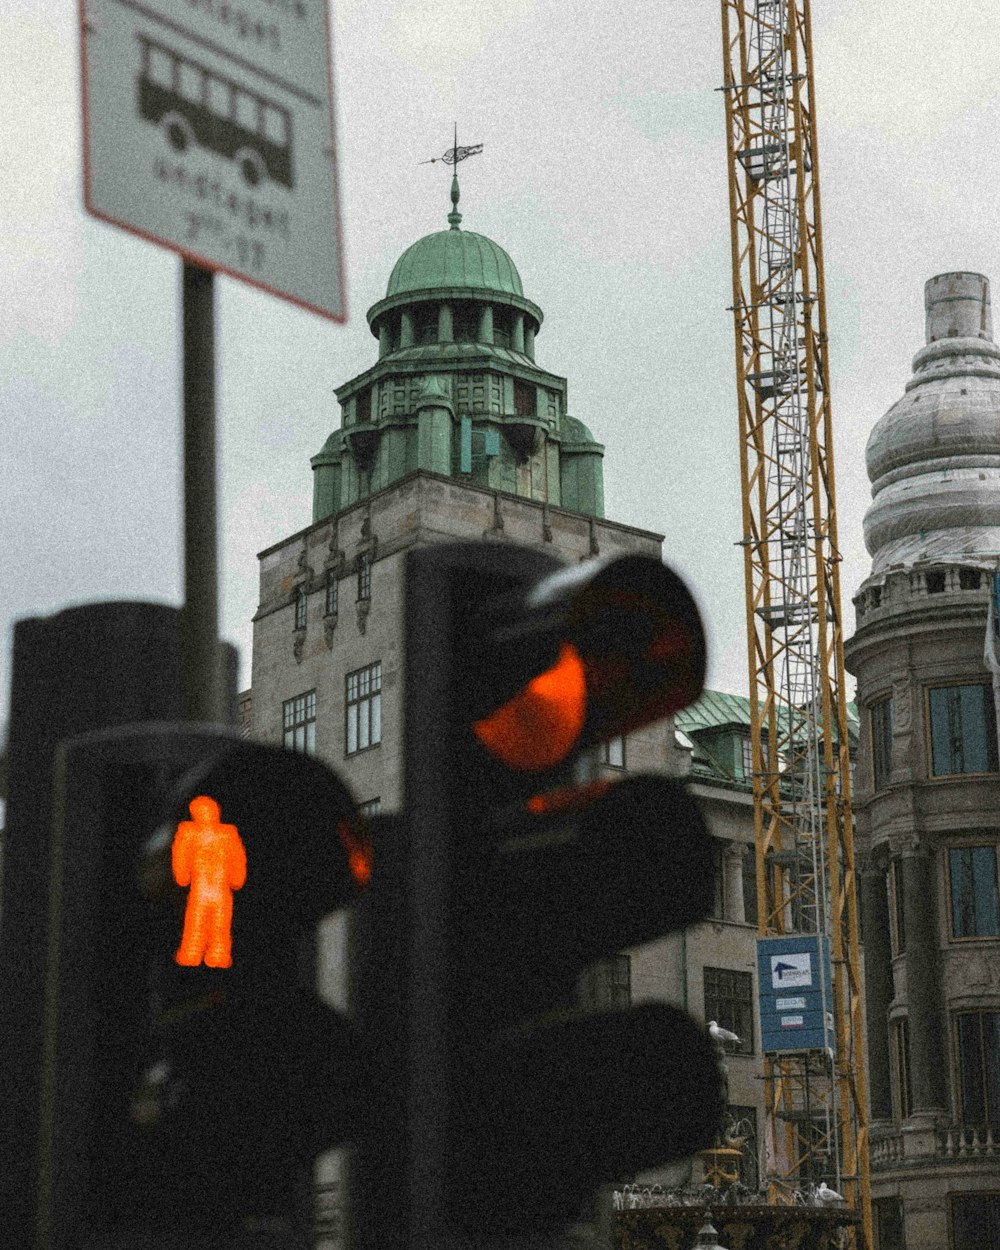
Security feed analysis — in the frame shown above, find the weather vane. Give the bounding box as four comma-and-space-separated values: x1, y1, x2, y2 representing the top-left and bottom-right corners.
420, 124, 482, 230
419, 123, 483, 166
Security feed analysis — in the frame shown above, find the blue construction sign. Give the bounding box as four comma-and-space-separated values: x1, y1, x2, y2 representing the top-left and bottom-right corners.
756, 935, 833, 1053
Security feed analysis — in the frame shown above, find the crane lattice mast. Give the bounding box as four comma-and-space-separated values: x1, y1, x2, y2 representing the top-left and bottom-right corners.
718, 0, 872, 1244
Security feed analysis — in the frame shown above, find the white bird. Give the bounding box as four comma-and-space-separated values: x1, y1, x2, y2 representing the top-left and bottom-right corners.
817, 1182, 844, 1203
708, 1020, 742, 1045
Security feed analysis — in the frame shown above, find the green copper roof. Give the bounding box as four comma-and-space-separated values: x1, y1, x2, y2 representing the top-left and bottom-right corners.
387, 229, 524, 298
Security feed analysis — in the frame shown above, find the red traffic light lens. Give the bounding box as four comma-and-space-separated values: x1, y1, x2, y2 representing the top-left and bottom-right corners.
472, 642, 587, 771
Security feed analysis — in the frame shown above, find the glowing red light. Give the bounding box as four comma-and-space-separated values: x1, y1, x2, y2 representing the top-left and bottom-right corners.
172, 795, 246, 969
473, 641, 587, 771
338, 818, 373, 888
525, 778, 614, 816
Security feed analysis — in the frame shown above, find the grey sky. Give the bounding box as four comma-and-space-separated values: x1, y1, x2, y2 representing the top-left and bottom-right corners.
3, 0, 999, 737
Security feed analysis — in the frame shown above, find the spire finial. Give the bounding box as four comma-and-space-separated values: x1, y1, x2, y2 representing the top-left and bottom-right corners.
448, 123, 462, 229
418, 125, 483, 230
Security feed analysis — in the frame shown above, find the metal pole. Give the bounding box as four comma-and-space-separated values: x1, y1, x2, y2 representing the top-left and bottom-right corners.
181, 259, 222, 723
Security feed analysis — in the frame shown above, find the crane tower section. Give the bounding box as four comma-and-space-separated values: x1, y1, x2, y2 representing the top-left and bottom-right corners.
718, 0, 872, 1244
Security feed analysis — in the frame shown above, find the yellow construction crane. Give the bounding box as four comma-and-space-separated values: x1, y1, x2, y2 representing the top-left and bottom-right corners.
718, 0, 872, 1246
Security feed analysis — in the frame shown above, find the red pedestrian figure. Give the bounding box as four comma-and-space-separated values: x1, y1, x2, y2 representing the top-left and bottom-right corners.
172, 795, 247, 968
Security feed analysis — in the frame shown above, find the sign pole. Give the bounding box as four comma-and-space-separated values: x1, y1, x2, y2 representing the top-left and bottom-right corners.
181, 258, 222, 723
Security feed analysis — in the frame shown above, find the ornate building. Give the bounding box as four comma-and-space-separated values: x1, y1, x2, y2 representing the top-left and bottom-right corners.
244, 181, 772, 1234
846, 272, 1000, 1250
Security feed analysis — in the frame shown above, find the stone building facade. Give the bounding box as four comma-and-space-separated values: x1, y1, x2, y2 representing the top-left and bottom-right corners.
845, 272, 1000, 1250
243, 186, 775, 1225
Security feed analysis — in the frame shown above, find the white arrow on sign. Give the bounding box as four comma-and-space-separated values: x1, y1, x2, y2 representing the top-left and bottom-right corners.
770, 952, 813, 989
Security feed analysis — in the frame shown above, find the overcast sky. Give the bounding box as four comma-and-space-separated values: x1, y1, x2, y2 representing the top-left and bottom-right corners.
3, 0, 999, 741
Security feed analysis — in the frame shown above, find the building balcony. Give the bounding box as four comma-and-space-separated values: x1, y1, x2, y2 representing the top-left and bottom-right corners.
871, 1123, 1000, 1170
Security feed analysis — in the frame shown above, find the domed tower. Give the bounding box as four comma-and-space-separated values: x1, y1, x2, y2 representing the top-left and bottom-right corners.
310, 176, 604, 521
845, 273, 1000, 1250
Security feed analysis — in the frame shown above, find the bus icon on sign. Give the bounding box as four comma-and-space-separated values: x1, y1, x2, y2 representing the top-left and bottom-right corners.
137, 35, 294, 190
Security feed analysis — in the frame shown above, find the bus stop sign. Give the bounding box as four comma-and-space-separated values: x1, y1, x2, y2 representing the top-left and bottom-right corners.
80, 0, 345, 321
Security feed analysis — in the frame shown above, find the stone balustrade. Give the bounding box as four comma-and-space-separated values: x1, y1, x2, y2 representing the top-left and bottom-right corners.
871, 1124, 1000, 1168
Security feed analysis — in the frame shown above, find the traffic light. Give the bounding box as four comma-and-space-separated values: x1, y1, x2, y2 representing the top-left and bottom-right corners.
7, 608, 370, 1248
351, 541, 726, 1250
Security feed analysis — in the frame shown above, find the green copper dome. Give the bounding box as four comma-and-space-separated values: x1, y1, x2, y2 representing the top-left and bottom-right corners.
387, 229, 524, 298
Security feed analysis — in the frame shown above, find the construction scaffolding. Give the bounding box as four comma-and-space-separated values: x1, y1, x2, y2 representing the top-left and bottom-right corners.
718, 0, 872, 1245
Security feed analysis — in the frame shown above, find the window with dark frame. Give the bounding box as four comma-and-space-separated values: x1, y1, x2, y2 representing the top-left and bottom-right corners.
888, 859, 906, 955
873, 1197, 904, 1250
926, 570, 946, 594
870, 695, 894, 790
282, 691, 315, 754
740, 733, 753, 780
742, 848, 759, 927
948, 845, 1000, 939
293, 585, 307, 631
959, 567, 982, 591
414, 304, 437, 345
955, 1010, 1000, 1127
600, 735, 625, 768
513, 378, 536, 417
703, 966, 754, 1055
453, 302, 478, 343
356, 386, 372, 423
346, 661, 381, 756
325, 569, 339, 617
951, 1193, 1000, 1250
928, 683, 999, 777
710, 840, 725, 920
891, 1017, 912, 1120
492, 306, 512, 350
357, 553, 371, 602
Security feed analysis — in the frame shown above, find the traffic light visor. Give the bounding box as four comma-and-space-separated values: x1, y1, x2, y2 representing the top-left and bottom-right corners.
476, 555, 705, 765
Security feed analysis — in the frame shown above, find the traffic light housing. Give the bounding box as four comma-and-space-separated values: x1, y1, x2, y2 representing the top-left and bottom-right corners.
31, 714, 368, 1246
352, 541, 726, 1249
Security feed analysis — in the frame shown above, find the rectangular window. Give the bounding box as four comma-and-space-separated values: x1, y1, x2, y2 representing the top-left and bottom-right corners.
578, 953, 631, 1011
147, 44, 174, 89
359, 797, 381, 818
357, 553, 371, 602
492, 307, 512, 350
740, 734, 753, 781
294, 586, 307, 630
282, 691, 315, 754
601, 735, 625, 768
952, 1194, 1000, 1250
871, 695, 894, 789
234, 87, 259, 131
956, 1011, 1000, 1126
873, 1198, 904, 1250
262, 103, 288, 145
888, 860, 906, 955
928, 684, 999, 776
178, 61, 204, 103
703, 967, 754, 1055
453, 302, 477, 343
891, 1017, 912, 1120
949, 845, 1000, 939
346, 662, 381, 755
207, 76, 233, 118
513, 379, 536, 417
742, 847, 759, 927
325, 570, 339, 617
725, 1106, 759, 1190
